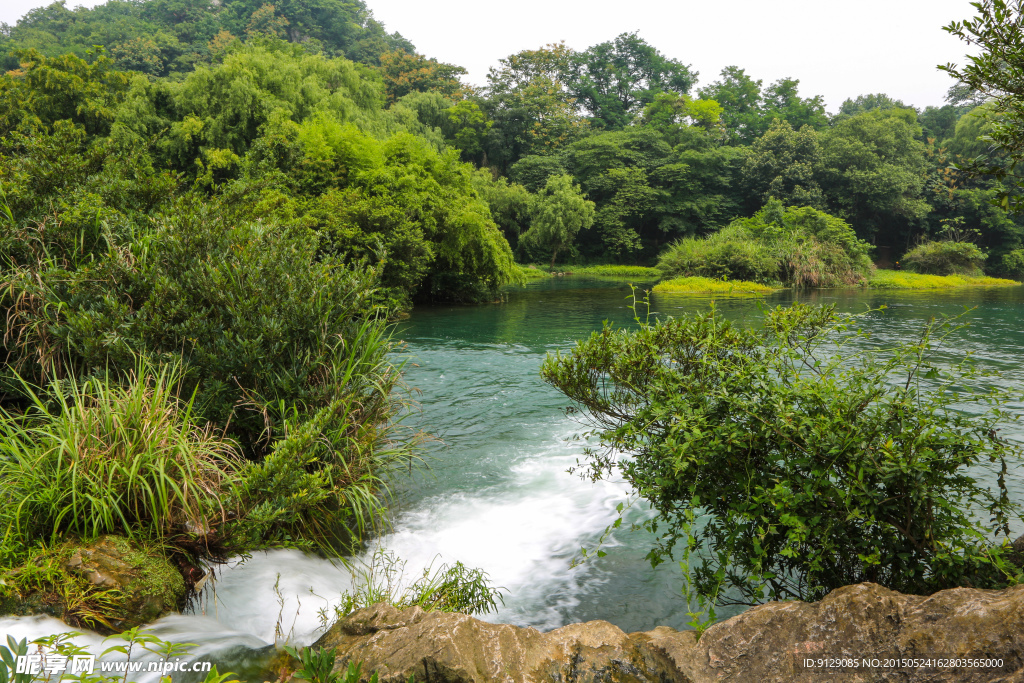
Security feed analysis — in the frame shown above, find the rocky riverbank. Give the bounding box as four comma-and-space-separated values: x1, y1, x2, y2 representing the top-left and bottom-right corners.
315, 582, 1024, 682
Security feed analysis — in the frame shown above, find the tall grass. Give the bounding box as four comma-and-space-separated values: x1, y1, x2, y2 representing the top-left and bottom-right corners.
901, 240, 985, 276
0, 361, 239, 554
657, 225, 779, 283
657, 203, 873, 288
868, 270, 1020, 290
230, 315, 423, 554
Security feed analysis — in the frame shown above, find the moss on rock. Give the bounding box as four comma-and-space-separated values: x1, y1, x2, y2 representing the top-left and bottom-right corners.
0, 535, 186, 633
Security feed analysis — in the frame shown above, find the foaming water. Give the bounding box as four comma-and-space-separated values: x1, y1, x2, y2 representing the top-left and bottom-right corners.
0, 614, 268, 682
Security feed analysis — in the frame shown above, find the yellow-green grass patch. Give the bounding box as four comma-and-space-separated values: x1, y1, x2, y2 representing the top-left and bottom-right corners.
868, 270, 1020, 290
653, 276, 780, 295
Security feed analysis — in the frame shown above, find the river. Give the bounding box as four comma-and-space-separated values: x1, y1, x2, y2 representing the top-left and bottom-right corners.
3, 278, 1024, 675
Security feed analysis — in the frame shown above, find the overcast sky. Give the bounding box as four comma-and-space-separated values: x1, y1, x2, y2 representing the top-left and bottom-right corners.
2, 0, 980, 112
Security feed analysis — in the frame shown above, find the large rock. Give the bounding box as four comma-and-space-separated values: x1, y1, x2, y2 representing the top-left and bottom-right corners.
315, 602, 689, 683
315, 582, 1024, 682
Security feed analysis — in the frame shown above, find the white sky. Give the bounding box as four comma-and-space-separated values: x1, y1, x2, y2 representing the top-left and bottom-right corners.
2, 0, 980, 112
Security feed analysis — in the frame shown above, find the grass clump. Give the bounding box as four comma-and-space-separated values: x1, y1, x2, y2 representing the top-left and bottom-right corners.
868, 270, 1020, 289
0, 362, 237, 547
330, 548, 505, 622
658, 200, 873, 288
653, 276, 780, 295
901, 240, 986, 275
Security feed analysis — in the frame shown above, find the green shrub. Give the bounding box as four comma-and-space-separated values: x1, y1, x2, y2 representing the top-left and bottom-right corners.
2, 197, 409, 459
901, 240, 986, 275
657, 224, 780, 283
657, 200, 873, 288
542, 303, 1024, 605
1002, 248, 1024, 278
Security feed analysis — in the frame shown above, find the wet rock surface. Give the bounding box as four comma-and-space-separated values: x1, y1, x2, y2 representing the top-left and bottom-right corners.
315, 582, 1024, 682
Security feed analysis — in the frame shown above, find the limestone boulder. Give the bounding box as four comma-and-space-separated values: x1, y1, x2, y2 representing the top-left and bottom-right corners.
315, 582, 1024, 682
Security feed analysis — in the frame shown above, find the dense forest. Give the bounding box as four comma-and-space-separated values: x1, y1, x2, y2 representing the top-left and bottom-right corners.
2, 0, 1023, 278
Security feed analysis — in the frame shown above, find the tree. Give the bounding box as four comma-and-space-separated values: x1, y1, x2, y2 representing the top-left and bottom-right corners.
941, 0, 1024, 212
541, 303, 1024, 606
836, 92, 912, 118
0, 49, 133, 138
483, 43, 588, 169
565, 32, 696, 130
762, 78, 828, 131
519, 174, 594, 268
375, 49, 467, 104
698, 66, 764, 145
742, 119, 823, 210
699, 68, 827, 145
472, 169, 533, 249
818, 109, 930, 244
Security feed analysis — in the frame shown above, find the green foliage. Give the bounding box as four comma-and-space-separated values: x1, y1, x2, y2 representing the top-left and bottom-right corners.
0, 0, 414, 76
0, 50, 133, 138
742, 120, 823, 210
698, 67, 828, 146
1002, 248, 1024, 278
658, 201, 871, 287
541, 303, 1024, 605
902, 240, 986, 276
374, 49, 466, 104
657, 225, 780, 283
941, 0, 1024, 213
1, 629, 239, 683
518, 174, 595, 268
508, 155, 568, 193
284, 645, 343, 683
0, 636, 31, 683
819, 109, 931, 241
836, 93, 913, 118
565, 32, 695, 131
471, 171, 532, 249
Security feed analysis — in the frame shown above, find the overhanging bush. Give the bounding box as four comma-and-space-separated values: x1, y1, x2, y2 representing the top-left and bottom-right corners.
542, 303, 1024, 605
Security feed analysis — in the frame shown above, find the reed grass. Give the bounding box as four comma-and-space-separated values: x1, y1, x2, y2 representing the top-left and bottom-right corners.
868, 270, 1020, 290
0, 361, 239, 553
652, 276, 780, 296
